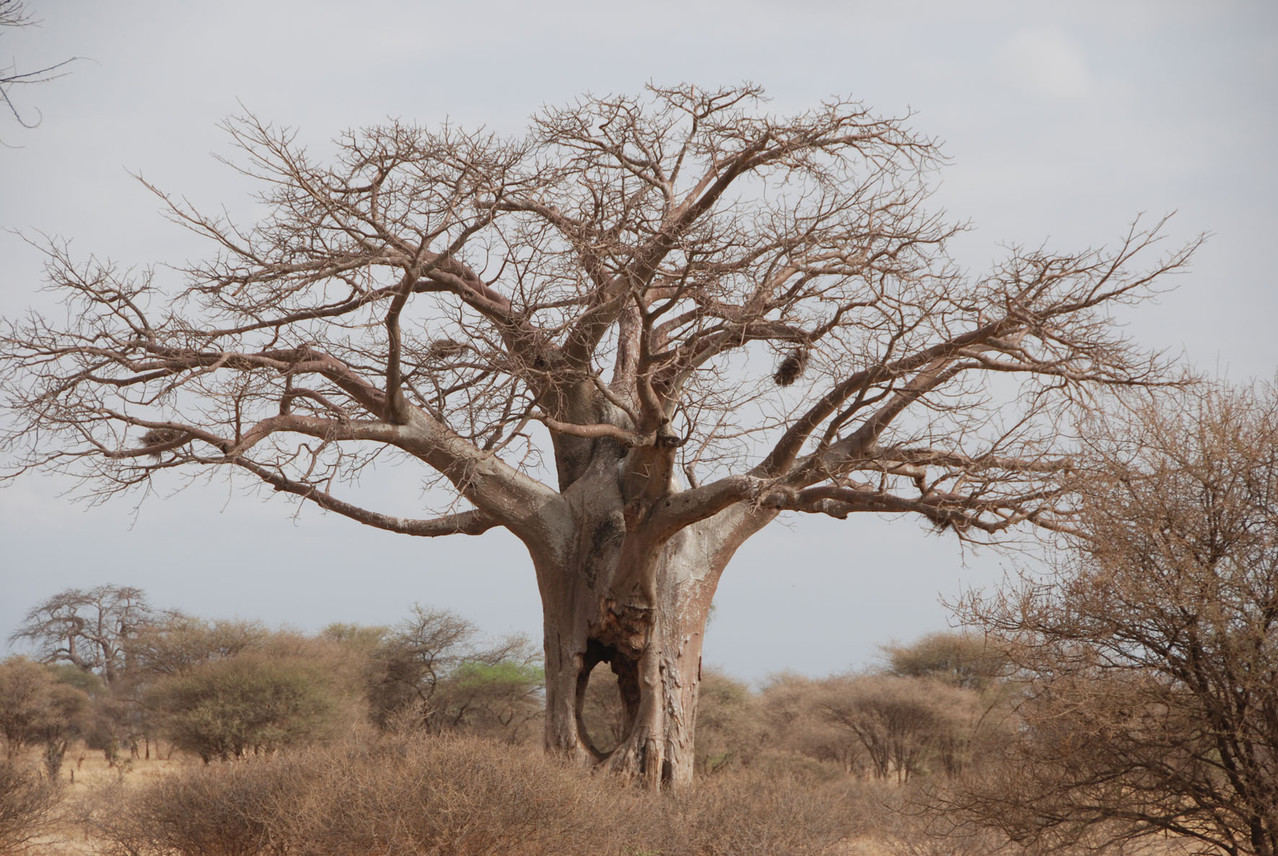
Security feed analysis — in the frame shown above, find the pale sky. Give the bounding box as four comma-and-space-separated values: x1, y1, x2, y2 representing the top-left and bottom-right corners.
1, 1, 1275, 680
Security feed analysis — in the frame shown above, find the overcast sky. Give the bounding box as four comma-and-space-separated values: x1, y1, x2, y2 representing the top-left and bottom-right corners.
1, 1, 1275, 681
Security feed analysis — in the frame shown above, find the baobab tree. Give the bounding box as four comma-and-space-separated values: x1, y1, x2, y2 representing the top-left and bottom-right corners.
11, 585, 155, 686
0, 85, 1196, 785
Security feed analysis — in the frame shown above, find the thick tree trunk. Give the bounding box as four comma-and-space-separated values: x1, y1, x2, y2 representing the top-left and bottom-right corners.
534, 490, 770, 787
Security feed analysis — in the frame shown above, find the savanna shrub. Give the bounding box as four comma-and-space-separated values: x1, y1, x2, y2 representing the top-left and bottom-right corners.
92, 759, 298, 856
281, 734, 616, 856
102, 730, 872, 856
146, 652, 340, 762
632, 769, 864, 856
0, 761, 59, 856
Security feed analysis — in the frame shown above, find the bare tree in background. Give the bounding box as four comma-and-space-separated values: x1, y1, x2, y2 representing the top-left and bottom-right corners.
0, 85, 1197, 785
11, 585, 155, 686
956, 383, 1278, 856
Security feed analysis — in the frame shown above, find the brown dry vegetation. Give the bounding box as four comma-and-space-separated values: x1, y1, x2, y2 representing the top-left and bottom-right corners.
6, 732, 1199, 856
12, 733, 868, 856
1, 615, 1229, 856
6, 582, 1267, 856
4, 744, 191, 856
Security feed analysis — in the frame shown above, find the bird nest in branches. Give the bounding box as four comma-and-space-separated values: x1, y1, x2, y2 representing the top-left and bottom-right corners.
773, 347, 809, 387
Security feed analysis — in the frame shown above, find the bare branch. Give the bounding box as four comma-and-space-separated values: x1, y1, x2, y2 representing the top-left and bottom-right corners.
0, 85, 1201, 784
232, 456, 498, 537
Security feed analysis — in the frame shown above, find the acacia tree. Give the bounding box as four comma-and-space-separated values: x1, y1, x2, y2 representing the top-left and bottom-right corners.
882, 631, 1011, 692
818, 674, 978, 783
129, 615, 271, 677
0, 85, 1195, 785
365, 605, 536, 734
956, 384, 1278, 856
0, 656, 86, 760
147, 651, 339, 762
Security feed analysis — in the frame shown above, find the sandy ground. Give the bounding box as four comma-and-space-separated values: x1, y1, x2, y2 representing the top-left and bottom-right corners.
14, 743, 193, 856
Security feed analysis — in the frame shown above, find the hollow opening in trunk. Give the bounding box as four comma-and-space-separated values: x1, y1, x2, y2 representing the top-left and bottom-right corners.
574, 638, 640, 760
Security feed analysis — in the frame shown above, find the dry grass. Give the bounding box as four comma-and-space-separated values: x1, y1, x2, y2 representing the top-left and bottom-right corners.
25, 734, 864, 856
9, 744, 197, 856
6, 738, 1207, 856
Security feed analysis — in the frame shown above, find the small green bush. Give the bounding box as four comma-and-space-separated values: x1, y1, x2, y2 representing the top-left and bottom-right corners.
146, 653, 337, 762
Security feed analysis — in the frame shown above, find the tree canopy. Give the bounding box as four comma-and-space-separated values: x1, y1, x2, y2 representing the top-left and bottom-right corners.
0, 85, 1192, 535
0, 84, 1198, 784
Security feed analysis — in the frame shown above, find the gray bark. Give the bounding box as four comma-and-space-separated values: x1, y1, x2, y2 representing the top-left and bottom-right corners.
529, 437, 772, 785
